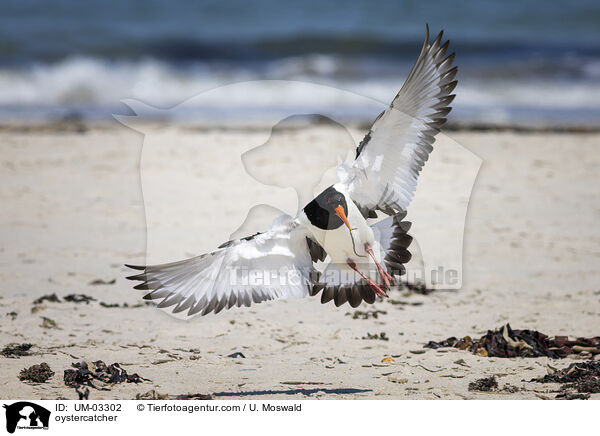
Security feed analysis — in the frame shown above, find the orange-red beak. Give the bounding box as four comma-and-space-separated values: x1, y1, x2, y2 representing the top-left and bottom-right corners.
334, 205, 353, 231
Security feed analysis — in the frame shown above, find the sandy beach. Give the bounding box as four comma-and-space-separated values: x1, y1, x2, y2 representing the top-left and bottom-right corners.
0, 122, 599, 399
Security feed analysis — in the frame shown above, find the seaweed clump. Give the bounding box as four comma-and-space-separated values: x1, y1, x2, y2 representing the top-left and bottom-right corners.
19, 363, 55, 383
1, 343, 33, 358
531, 361, 600, 399
425, 324, 600, 358
468, 376, 498, 392
64, 360, 150, 389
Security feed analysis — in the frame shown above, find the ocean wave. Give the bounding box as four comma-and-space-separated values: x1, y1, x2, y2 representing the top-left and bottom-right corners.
1, 56, 599, 126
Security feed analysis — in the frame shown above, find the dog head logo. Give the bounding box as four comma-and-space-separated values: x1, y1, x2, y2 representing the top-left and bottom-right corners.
3, 402, 50, 433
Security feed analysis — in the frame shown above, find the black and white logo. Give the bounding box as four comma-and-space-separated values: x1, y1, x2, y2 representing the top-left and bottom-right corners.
3, 402, 50, 434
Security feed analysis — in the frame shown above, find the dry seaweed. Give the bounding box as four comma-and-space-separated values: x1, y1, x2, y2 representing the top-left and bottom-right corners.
63, 294, 96, 304
530, 361, 600, 398
468, 376, 498, 392
135, 390, 212, 400
76, 387, 90, 400
175, 393, 213, 400
425, 337, 459, 349
89, 278, 116, 285
19, 362, 54, 383
6, 311, 18, 320
64, 360, 150, 389
33, 293, 61, 305
555, 392, 590, 400
136, 390, 169, 400
63, 362, 95, 388
400, 281, 435, 295
362, 332, 389, 341
425, 324, 600, 358
388, 299, 423, 306
2, 343, 33, 358
346, 310, 387, 320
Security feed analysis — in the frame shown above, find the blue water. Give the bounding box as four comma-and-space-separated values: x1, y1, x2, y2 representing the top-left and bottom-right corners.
1, 0, 599, 125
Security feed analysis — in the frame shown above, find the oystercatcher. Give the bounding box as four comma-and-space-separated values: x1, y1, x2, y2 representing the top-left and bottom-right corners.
126, 27, 457, 316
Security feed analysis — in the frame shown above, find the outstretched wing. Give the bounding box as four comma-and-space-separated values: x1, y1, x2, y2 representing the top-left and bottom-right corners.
340, 26, 457, 216
126, 216, 317, 317
309, 212, 412, 308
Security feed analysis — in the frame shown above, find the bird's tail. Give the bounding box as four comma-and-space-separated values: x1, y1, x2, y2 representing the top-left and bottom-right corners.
371, 211, 413, 277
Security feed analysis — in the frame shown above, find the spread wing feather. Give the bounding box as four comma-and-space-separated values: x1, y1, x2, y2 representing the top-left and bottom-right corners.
126, 213, 412, 315
340, 26, 457, 215
126, 216, 316, 317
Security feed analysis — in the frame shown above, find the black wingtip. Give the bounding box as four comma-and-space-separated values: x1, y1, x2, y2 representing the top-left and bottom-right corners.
124, 264, 145, 271
125, 273, 146, 281
133, 283, 154, 290
433, 29, 444, 46
445, 51, 457, 64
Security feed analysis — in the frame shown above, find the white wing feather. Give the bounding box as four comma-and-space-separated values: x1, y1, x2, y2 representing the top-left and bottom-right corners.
341, 26, 457, 214
126, 216, 315, 317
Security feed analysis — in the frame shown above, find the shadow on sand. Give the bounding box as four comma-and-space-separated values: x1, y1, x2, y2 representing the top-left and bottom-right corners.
213, 387, 372, 397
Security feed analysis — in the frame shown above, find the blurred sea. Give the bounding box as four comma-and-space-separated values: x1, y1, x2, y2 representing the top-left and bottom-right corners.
1, 0, 600, 127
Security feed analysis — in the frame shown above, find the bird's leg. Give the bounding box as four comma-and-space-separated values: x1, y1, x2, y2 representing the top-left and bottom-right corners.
347, 260, 387, 297
364, 243, 395, 288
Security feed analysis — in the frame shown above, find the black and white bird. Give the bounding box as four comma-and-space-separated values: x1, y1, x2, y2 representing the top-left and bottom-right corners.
126, 27, 457, 317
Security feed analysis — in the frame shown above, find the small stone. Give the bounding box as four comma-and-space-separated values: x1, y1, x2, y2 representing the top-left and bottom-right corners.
388, 377, 408, 384
227, 352, 245, 358
40, 317, 58, 329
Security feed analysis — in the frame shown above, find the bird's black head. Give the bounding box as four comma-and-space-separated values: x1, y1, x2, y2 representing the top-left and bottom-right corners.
303, 186, 351, 230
